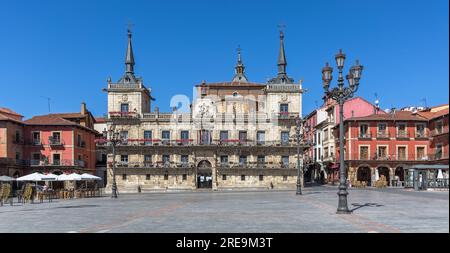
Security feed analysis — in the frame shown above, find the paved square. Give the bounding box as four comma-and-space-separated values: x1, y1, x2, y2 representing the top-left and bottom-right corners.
0, 186, 448, 233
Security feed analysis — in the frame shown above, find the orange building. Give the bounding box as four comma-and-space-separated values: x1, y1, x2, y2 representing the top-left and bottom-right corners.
0, 103, 98, 178
337, 105, 449, 187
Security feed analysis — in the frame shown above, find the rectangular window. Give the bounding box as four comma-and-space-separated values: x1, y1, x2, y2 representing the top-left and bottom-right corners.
53, 153, 61, 165
239, 155, 247, 167
239, 131, 247, 143
259, 175, 264, 181
416, 147, 426, 160
241, 175, 246, 181
32, 132, 40, 145
32, 153, 41, 160
360, 146, 369, 160
220, 131, 228, 142
359, 124, 369, 138
181, 155, 189, 166
77, 134, 82, 147
324, 129, 329, 141
120, 131, 128, 145
220, 156, 228, 167
416, 124, 426, 138
162, 155, 170, 166
436, 121, 443, 134
180, 131, 189, 143
144, 131, 152, 145
15, 130, 20, 143
435, 144, 443, 160
281, 131, 290, 145
120, 103, 129, 112
144, 154, 152, 167
281, 156, 289, 168
200, 130, 211, 145
280, 103, 289, 113
162, 131, 170, 144
222, 175, 227, 180
397, 123, 407, 138
324, 147, 329, 158
257, 155, 265, 167
182, 174, 187, 181
378, 146, 387, 159
398, 146, 406, 160
257, 131, 265, 144
15, 152, 20, 160
283, 175, 288, 181
146, 174, 150, 180
122, 174, 127, 180
164, 174, 169, 180
378, 123, 388, 138
50, 132, 61, 144
120, 155, 128, 164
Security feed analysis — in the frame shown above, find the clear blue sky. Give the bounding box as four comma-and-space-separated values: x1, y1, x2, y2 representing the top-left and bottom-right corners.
0, 0, 448, 119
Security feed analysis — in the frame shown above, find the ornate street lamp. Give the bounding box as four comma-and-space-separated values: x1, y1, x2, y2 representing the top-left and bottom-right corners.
294, 116, 310, 195
103, 125, 124, 198
322, 49, 363, 214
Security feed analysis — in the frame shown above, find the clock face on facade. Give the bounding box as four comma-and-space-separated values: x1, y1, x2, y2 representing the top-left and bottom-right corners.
122, 95, 128, 102
281, 94, 288, 102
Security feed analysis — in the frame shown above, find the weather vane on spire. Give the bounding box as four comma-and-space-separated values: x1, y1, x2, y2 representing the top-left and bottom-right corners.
127, 22, 134, 34
278, 23, 286, 36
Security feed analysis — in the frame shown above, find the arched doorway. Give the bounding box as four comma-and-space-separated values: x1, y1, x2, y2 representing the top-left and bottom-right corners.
357, 166, 372, 186
197, 160, 212, 189
378, 167, 390, 186
12, 171, 21, 191
395, 167, 404, 181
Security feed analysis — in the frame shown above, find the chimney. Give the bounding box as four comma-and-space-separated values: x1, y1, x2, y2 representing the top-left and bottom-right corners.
81, 102, 87, 115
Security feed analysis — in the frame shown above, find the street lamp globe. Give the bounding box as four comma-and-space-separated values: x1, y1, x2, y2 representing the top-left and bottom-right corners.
335, 49, 346, 68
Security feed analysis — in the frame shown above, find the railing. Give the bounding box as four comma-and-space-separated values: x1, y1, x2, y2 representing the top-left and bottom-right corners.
274, 112, 298, 119
12, 137, 24, 144
108, 83, 141, 89
266, 84, 300, 92
415, 132, 428, 139
376, 132, 390, 139
427, 179, 449, 189
358, 133, 372, 139
29, 159, 85, 167
432, 128, 448, 136
348, 152, 449, 161
396, 132, 409, 139
48, 137, 63, 145
109, 111, 139, 118
107, 139, 303, 147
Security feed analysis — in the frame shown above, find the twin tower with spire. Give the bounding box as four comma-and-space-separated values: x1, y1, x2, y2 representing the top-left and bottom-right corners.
117, 28, 295, 86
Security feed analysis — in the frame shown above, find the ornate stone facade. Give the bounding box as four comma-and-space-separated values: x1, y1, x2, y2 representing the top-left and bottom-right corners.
102, 30, 306, 192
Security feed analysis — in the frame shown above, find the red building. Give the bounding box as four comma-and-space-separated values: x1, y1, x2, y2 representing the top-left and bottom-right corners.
338, 104, 449, 187
0, 103, 98, 177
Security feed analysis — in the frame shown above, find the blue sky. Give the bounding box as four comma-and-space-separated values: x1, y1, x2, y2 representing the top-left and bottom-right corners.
0, 0, 448, 119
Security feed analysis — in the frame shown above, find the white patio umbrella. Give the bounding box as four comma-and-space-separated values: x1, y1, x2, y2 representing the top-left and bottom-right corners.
80, 173, 101, 189
375, 169, 380, 181
0, 176, 15, 182
437, 169, 444, 179
16, 172, 44, 181
57, 173, 82, 181
80, 173, 101, 180
41, 173, 58, 181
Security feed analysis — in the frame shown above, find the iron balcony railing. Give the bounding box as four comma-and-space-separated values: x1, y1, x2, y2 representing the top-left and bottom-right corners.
376, 132, 390, 139
347, 152, 449, 161
415, 132, 429, 139
100, 138, 303, 147
48, 137, 64, 145
358, 133, 372, 139
396, 131, 410, 139
0, 158, 29, 166
109, 111, 139, 118
29, 159, 85, 167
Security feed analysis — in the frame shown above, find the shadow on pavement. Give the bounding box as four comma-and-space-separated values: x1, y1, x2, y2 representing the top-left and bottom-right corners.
350, 202, 384, 212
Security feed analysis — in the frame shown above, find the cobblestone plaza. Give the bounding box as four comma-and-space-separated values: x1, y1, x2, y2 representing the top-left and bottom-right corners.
0, 186, 448, 233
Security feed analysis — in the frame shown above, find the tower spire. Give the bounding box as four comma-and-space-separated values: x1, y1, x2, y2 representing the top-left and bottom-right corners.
277, 30, 287, 77
125, 27, 135, 74
232, 46, 248, 82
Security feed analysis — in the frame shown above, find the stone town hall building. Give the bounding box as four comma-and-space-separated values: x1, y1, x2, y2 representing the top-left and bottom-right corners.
101, 30, 306, 192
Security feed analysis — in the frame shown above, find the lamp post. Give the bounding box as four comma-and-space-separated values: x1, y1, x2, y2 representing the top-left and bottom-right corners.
294, 116, 310, 195
103, 125, 123, 199
322, 49, 363, 214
